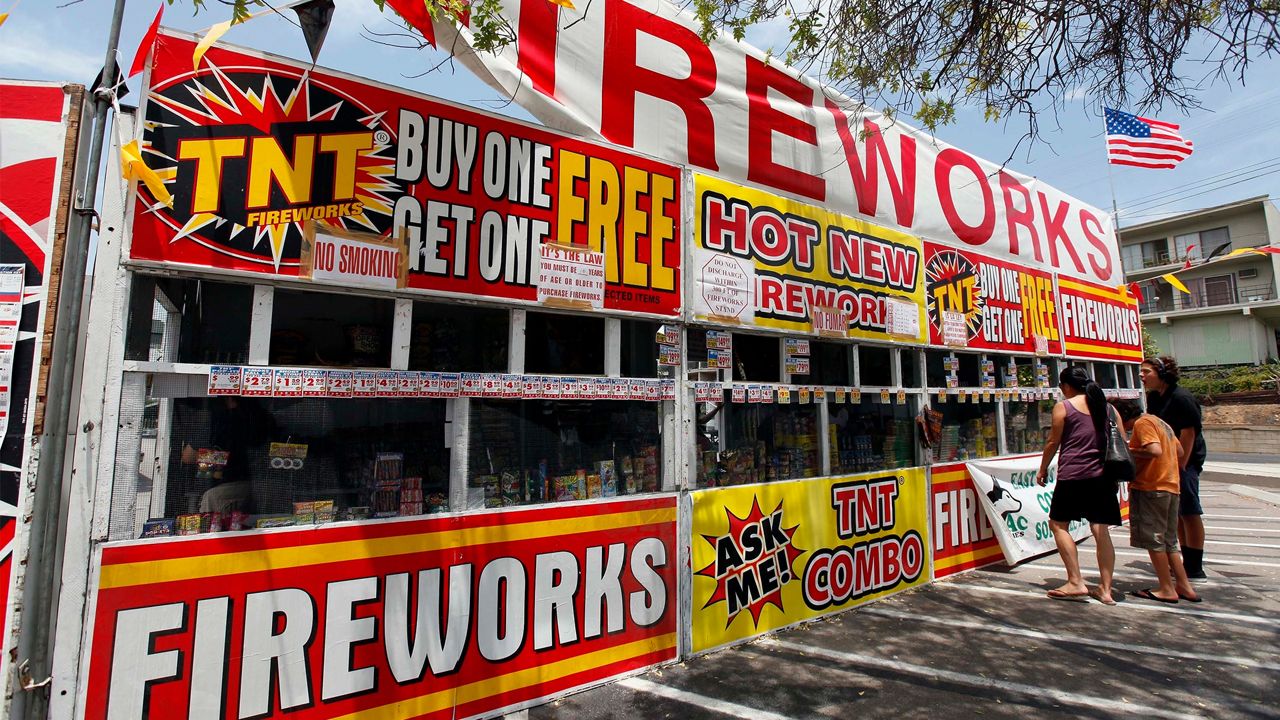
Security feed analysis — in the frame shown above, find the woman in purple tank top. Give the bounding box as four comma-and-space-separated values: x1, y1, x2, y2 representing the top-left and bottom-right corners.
1035, 366, 1122, 605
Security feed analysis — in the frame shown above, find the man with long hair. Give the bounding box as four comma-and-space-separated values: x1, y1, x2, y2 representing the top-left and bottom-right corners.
1140, 356, 1208, 579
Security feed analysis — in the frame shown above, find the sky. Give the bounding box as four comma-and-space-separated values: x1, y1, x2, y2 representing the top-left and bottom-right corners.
2, 0, 1278, 230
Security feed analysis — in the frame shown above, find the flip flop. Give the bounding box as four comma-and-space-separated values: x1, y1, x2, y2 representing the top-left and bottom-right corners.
1046, 588, 1090, 600
1089, 588, 1117, 606
1132, 588, 1178, 604
1177, 591, 1203, 603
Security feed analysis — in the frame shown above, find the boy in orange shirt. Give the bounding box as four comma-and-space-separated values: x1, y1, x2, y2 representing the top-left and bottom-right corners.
1110, 400, 1201, 603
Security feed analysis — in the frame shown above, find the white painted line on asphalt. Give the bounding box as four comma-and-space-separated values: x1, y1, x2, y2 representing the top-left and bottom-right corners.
1114, 550, 1280, 568
1201, 514, 1280, 521
615, 678, 796, 720
941, 583, 1276, 626
1205, 526, 1280, 534
1205, 539, 1280, 550
765, 639, 1206, 720
858, 607, 1280, 672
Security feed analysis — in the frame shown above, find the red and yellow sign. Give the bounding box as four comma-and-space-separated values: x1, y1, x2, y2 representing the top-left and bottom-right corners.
1056, 276, 1143, 362
923, 243, 1062, 355
83, 497, 677, 719
690, 468, 929, 653
130, 30, 682, 316
691, 174, 927, 341
930, 462, 1003, 578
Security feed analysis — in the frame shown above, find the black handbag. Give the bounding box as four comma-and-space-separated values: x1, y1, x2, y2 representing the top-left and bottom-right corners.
1102, 407, 1136, 482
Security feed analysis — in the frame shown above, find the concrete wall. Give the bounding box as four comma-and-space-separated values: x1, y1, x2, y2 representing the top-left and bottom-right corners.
1159, 314, 1275, 366
1203, 425, 1280, 454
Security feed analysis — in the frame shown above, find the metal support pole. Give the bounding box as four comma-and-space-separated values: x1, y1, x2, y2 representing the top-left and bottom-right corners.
14, 1, 127, 716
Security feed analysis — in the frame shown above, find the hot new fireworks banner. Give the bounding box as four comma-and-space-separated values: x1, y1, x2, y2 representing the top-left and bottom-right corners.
130, 30, 682, 317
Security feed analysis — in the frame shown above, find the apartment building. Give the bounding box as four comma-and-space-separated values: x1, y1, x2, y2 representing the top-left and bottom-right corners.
1120, 196, 1280, 367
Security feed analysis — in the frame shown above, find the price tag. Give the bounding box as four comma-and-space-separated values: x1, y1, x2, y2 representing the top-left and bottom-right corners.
461, 372, 483, 396
851, 389, 862, 403
880, 388, 891, 404
706, 330, 732, 350
731, 385, 747, 403
439, 373, 461, 397
762, 385, 776, 403
208, 366, 243, 396
273, 368, 304, 397
523, 375, 541, 398
798, 387, 810, 404
658, 346, 681, 366
423, 372, 443, 398
834, 388, 847, 404
814, 387, 827, 402
938, 392, 948, 404
661, 380, 676, 400
375, 371, 398, 397
241, 367, 273, 397
896, 389, 906, 404
777, 387, 792, 404
326, 370, 353, 397
784, 338, 811, 356
302, 369, 328, 397
353, 371, 379, 397
500, 374, 522, 398
645, 379, 662, 401
481, 373, 503, 397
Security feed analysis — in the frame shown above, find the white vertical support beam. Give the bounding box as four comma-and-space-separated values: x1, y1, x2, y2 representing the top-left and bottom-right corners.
890, 347, 903, 388
391, 298, 412, 370
449, 397, 471, 512
108, 373, 148, 541
675, 325, 691, 492
817, 393, 831, 477
508, 308, 526, 374
248, 285, 273, 365
851, 344, 861, 386
996, 393, 1008, 457
779, 335, 791, 384
605, 317, 622, 377
50, 109, 136, 720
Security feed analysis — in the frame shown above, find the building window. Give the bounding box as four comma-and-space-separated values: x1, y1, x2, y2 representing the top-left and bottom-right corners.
1121, 239, 1169, 271
1175, 227, 1230, 263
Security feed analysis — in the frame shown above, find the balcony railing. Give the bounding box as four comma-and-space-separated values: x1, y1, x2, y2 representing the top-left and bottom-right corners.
1138, 281, 1277, 314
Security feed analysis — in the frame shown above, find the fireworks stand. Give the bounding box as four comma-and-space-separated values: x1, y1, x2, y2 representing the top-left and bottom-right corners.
41, 28, 1145, 720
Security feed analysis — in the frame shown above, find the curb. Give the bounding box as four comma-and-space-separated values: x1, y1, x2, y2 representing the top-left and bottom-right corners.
1228, 484, 1280, 506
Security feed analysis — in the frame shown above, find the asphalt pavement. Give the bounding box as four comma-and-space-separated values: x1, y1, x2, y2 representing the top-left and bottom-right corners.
527, 479, 1280, 720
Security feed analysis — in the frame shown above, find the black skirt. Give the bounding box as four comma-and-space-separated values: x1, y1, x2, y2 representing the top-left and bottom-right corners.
1049, 477, 1122, 526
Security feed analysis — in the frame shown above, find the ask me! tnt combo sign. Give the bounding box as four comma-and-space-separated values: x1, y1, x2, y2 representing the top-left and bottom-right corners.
690, 469, 929, 653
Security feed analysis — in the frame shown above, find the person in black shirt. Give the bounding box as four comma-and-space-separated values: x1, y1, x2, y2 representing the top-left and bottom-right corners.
1141, 356, 1208, 579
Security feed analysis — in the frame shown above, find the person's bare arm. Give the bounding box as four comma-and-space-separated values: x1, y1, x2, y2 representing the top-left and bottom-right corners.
1037, 402, 1067, 486
1130, 441, 1162, 460
1176, 428, 1195, 469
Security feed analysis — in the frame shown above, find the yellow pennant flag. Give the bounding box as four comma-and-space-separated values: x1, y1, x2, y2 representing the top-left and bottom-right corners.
121, 139, 173, 207
0, 13, 9, 29
547, 0, 576, 8
1161, 272, 1190, 294
193, 20, 233, 70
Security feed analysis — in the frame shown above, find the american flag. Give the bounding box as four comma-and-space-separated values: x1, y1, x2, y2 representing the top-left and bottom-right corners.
1104, 108, 1194, 169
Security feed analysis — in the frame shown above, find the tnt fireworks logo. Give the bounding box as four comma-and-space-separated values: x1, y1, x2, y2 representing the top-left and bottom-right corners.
140, 61, 404, 269
925, 249, 985, 339
696, 498, 804, 628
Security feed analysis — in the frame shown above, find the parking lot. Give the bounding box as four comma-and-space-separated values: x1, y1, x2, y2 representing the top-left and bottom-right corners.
529, 480, 1280, 720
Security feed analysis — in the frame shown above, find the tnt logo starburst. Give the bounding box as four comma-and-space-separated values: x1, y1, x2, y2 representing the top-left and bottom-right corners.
925, 249, 986, 338
696, 498, 804, 628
